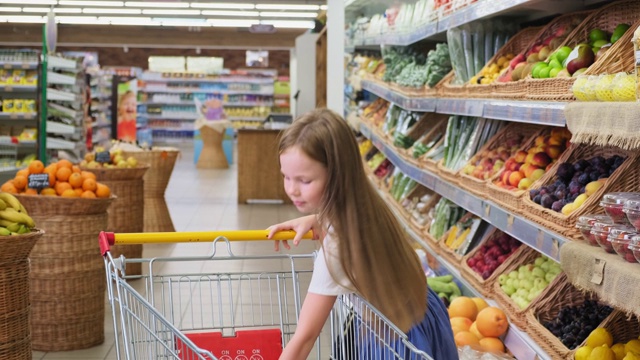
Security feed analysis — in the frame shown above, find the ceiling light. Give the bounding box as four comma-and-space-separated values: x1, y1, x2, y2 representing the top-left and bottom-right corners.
260, 11, 318, 18
0, 15, 46, 23
83, 8, 142, 14
0, 0, 55, 4
261, 19, 315, 28
56, 16, 101, 24
190, 2, 254, 9
99, 16, 158, 25
255, 4, 320, 10
206, 18, 257, 27
58, 1, 124, 6
125, 1, 189, 8
142, 9, 200, 15
54, 8, 83, 13
0, 7, 20, 12
156, 17, 210, 27
201, 10, 259, 17
320, 5, 327, 10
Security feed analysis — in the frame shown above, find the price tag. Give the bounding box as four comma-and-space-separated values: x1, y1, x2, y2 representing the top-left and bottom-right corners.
4, 86, 12, 92
28, 173, 49, 190
95, 151, 111, 163
590, 258, 606, 285
507, 214, 515, 228
484, 204, 491, 217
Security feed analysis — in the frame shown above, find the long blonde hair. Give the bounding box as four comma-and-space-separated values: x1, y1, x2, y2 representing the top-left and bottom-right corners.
279, 108, 427, 332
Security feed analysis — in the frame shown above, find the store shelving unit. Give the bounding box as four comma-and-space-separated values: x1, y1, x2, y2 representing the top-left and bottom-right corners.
89, 69, 114, 147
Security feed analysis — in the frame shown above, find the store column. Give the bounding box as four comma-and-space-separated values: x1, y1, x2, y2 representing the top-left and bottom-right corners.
327, 0, 345, 115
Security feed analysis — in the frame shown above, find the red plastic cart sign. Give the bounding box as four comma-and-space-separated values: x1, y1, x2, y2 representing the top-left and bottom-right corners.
177, 329, 282, 360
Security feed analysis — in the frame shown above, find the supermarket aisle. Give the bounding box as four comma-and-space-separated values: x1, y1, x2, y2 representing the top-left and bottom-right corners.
32, 145, 320, 360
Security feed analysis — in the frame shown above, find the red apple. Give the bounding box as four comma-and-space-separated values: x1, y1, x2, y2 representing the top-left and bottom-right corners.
531, 152, 552, 168
500, 170, 513, 185
513, 150, 528, 163
545, 145, 564, 160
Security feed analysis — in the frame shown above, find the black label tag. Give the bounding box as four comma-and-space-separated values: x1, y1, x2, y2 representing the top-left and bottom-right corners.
28, 173, 49, 190
96, 151, 111, 164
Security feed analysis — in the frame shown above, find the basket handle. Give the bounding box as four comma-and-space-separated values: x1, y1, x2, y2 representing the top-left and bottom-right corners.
99, 230, 313, 256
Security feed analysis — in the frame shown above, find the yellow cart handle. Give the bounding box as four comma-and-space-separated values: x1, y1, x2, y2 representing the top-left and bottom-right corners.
99, 230, 313, 256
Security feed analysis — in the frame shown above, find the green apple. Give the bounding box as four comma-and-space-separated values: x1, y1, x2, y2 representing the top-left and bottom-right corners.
549, 68, 561, 78
538, 66, 552, 79
548, 59, 563, 69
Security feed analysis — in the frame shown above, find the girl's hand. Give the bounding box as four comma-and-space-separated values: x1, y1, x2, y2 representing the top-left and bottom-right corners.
267, 215, 321, 251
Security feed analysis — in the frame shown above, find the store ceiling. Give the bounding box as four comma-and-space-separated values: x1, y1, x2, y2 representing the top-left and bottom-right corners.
0, 0, 327, 29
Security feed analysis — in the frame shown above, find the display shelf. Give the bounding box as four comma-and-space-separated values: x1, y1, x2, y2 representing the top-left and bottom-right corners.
91, 122, 111, 129
1, 61, 38, 70
141, 76, 274, 85
0, 112, 36, 120
228, 116, 266, 121
435, 98, 484, 117
47, 121, 79, 135
47, 88, 80, 102
48, 72, 81, 86
225, 102, 274, 107
0, 85, 38, 93
139, 101, 195, 106
360, 80, 437, 112
138, 113, 197, 120
47, 55, 78, 70
46, 137, 82, 150
359, 121, 568, 262
141, 87, 274, 96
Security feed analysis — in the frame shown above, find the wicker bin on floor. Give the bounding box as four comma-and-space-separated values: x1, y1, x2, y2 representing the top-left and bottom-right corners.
15, 196, 114, 352
122, 149, 179, 233
82, 165, 149, 276
0, 230, 42, 360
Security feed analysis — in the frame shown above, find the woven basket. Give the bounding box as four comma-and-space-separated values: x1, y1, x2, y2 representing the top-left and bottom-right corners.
404, 116, 448, 168
520, 144, 640, 239
584, 17, 640, 76
436, 159, 461, 187
467, 26, 543, 99
437, 212, 477, 266
490, 246, 563, 328
122, 149, 179, 232
82, 165, 149, 276
526, 0, 640, 101
459, 229, 529, 298
0, 230, 42, 359
457, 123, 543, 198
13, 196, 112, 351
525, 274, 615, 360
407, 190, 440, 235
438, 71, 468, 98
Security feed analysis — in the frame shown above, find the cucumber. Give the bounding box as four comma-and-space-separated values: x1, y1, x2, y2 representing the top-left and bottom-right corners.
431, 274, 454, 283
427, 278, 453, 294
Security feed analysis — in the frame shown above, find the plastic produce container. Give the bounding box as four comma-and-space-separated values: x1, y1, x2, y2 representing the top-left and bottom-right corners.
576, 214, 612, 247
608, 228, 639, 263
591, 222, 631, 254
623, 198, 640, 231
600, 192, 640, 224
628, 236, 640, 264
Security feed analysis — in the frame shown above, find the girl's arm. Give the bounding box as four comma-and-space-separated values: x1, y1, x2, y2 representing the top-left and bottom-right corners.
267, 215, 322, 251
280, 293, 336, 360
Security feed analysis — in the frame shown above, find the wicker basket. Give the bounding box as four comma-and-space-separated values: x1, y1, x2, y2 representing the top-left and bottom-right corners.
490, 246, 563, 328
466, 26, 543, 99
404, 116, 448, 169
0, 230, 42, 359
438, 71, 468, 98
457, 123, 543, 198
82, 165, 149, 276
14, 196, 113, 351
584, 17, 640, 75
122, 149, 179, 232
459, 228, 529, 298
525, 274, 616, 360
436, 159, 461, 187
526, 0, 640, 101
437, 212, 478, 266
520, 144, 640, 239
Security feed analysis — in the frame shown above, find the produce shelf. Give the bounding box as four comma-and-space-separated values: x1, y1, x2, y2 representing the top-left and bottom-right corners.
361, 80, 567, 126
47, 55, 79, 70
0, 112, 36, 121
140, 74, 274, 84
48, 72, 81, 86
360, 120, 568, 262
0, 85, 38, 93
141, 87, 274, 96
47, 88, 80, 102
1, 61, 38, 70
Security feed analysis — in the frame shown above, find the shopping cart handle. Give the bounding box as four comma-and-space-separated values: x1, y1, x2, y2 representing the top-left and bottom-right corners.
99, 230, 313, 256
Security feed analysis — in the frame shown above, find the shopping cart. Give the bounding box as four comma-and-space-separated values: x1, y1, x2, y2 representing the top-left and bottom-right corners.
99, 230, 434, 360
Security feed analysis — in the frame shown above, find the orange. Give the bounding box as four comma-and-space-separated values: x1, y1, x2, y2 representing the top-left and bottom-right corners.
47, 172, 56, 187
454, 331, 481, 350
24, 188, 38, 195
44, 163, 57, 174
40, 188, 57, 196
71, 165, 81, 173
60, 188, 78, 197
13, 175, 27, 190
56, 167, 72, 182
80, 171, 96, 181
57, 159, 72, 169
95, 183, 111, 198
1, 182, 17, 194
74, 188, 84, 196
68, 173, 83, 188
16, 168, 29, 178
448, 297, 479, 321
28, 160, 44, 174
82, 178, 97, 192
81, 190, 96, 199
450, 317, 472, 333
479, 337, 505, 353
476, 307, 509, 338
55, 182, 72, 196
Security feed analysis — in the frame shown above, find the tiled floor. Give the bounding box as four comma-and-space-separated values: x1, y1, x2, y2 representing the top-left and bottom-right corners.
32, 144, 320, 360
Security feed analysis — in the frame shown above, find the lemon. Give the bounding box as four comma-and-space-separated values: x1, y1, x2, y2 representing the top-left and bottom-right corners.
595, 74, 616, 102
576, 346, 593, 360
573, 76, 590, 101
612, 343, 626, 360
589, 345, 616, 360
626, 339, 640, 355
611, 73, 636, 101
586, 328, 613, 348
625, 352, 640, 360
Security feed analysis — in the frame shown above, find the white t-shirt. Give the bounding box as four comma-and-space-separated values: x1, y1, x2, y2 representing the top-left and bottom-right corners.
308, 230, 355, 296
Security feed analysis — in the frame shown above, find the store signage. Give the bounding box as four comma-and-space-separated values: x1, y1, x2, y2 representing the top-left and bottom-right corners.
28, 173, 50, 190
96, 151, 111, 164
249, 24, 276, 34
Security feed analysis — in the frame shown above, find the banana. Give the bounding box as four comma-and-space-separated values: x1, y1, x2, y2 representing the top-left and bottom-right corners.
17, 224, 28, 234
0, 199, 6, 211
0, 193, 22, 211
6, 222, 20, 233
0, 227, 10, 236
18, 203, 28, 215
0, 208, 34, 228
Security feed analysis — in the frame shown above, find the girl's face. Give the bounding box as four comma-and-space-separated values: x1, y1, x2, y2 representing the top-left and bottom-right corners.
280, 146, 327, 214
120, 96, 136, 116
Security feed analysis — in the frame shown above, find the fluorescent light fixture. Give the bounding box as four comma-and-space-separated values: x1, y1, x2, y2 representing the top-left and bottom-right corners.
0, 15, 46, 23
0, 7, 21, 12
99, 16, 159, 25
255, 4, 320, 10
142, 9, 200, 15
56, 15, 101, 23
156, 17, 210, 27
83, 8, 142, 14
201, 10, 259, 17
54, 7, 83, 13
125, 1, 189, 8
260, 11, 318, 18
58, 1, 124, 6
22, 7, 84, 13
320, 5, 327, 10
190, 2, 254, 9
0, 0, 55, 4
261, 19, 314, 28
206, 18, 257, 27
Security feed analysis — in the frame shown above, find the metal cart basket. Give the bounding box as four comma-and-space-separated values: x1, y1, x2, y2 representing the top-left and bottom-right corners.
99, 230, 434, 360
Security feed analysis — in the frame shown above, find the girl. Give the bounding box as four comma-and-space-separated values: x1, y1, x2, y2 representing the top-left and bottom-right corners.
267, 109, 458, 360
117, 90, 137, 142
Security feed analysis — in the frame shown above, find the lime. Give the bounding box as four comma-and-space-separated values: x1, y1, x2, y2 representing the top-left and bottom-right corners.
611, 23, 630, 43
532, 63, 547, 78
589, 28, 609, 44
549, 59, 563, 69
549, 68, 561, 78
555, 46, 572, 63
538, 66, 551, 79
592, 39, 609, 48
